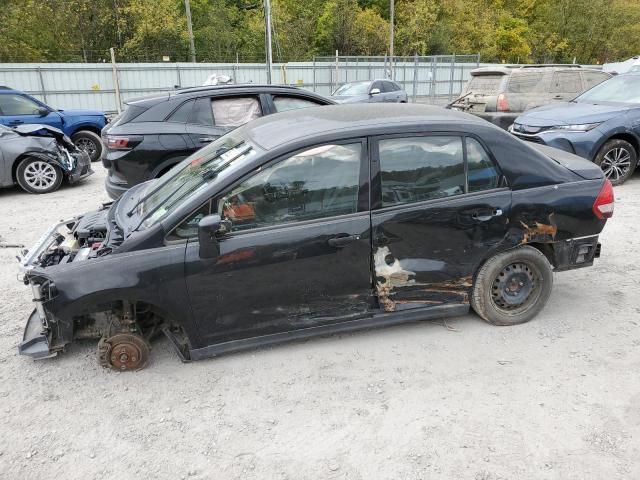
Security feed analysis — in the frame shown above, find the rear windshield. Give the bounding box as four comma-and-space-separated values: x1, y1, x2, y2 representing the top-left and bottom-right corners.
466, 74, 504, 94
507, 72, 545, 93
109, 104, 146, 127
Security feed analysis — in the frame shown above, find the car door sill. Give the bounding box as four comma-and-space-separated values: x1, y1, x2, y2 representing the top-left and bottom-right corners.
186, 303, 469, 361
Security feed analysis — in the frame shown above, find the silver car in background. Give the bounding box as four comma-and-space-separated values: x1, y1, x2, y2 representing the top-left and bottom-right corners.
331, 79, 408, 104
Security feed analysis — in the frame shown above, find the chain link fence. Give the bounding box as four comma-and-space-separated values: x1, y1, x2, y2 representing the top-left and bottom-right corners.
0, 54, 481, 113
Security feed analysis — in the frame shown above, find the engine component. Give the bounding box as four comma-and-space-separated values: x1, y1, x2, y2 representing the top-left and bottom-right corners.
98, 333, 150, 371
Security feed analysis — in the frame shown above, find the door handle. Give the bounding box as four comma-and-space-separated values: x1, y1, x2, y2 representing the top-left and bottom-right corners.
472, 209, 503, 222
328, 234, 360, 247
199, 137, 215, 143
553, 95, 563, 99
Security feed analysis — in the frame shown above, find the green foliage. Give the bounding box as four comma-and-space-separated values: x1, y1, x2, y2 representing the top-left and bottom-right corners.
0, 0, 638, 63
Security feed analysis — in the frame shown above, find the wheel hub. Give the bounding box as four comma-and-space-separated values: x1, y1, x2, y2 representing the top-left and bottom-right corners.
491, 263, 536, 309
98, 333, 150, 371
601, 147, 631, 182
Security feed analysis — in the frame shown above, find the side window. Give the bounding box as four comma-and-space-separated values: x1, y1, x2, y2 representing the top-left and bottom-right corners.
392, 82, 403, 91
192, 97, 214, 126
273, 95, 323, 112
167, 202, 211, 240
381, 82, 394, 93
552, 72, 582, 93
582, 71, 609, 90
465, 137, 500, 192
211, 96, 262, 127
371, 81, 383, 92
167, 100, 194, 123
507, 72, 544, 93
218, 143, 361, 232
0, 94, 42, 115
378, 136, 465, 207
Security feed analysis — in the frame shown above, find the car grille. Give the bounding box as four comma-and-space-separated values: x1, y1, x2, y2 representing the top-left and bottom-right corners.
513, 133, 545, 145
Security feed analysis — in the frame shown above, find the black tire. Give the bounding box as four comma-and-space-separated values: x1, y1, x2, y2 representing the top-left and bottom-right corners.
471, 246, 553, 326
71, 130, 103, 162
594, 139, 638, 186
16, 156, 64, 194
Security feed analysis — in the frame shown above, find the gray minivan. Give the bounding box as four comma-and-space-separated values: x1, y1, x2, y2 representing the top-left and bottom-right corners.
450, 65, 611, 129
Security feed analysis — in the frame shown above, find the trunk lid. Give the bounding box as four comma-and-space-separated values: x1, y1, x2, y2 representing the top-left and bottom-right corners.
529, 143, 604, 180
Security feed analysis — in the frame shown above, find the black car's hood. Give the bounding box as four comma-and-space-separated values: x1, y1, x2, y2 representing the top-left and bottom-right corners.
516, 101, 632, 126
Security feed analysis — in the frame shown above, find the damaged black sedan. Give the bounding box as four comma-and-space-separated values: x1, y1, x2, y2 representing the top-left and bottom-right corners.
18, 105, 613, 370
0, 124, 92, 193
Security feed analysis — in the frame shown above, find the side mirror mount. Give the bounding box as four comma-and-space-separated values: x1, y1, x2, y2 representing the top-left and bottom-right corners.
198, 214, 222, 258
369, 88, 381, 96
36, 107, 49, 117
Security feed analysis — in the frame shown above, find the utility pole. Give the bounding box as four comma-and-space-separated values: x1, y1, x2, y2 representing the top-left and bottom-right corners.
185, 0, 196, 63
389, 0, 394, 79
264, 0, 273, 84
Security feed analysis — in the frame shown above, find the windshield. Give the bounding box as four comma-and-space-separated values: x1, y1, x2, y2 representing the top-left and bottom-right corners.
333, 82, 371, 96
135, 134, 257, 230
576, 75, 640, 104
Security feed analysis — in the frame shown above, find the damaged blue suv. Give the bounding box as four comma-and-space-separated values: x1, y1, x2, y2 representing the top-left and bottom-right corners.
0, 86, 107, 162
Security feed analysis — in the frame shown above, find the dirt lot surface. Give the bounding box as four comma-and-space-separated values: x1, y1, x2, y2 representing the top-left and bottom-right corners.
1, 164, 639, 480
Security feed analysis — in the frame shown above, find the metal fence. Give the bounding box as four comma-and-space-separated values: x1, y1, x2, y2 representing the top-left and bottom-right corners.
0, 54, 483, 113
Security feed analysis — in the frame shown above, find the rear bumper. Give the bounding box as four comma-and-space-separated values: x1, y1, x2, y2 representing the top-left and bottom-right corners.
105, 174, 130, 200
552, 236, 601, 272
18, 310, 56, 359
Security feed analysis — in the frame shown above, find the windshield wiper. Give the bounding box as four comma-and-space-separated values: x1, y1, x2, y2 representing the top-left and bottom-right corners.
125, 145, 233, 217
130, 145, 251, 233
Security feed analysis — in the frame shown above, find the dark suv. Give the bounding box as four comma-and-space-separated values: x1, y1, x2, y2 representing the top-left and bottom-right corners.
101, 84, 334, 199
450, 65, 611, 129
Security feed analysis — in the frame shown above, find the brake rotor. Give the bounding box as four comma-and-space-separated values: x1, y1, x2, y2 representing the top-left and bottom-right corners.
98, 333, 150, 371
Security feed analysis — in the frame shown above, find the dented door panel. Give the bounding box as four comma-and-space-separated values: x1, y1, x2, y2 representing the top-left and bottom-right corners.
371, 190, 512, 311
184, 213, 373, 345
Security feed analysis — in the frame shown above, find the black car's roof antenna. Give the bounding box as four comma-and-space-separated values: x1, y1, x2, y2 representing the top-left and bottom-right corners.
125, 145, 232, 218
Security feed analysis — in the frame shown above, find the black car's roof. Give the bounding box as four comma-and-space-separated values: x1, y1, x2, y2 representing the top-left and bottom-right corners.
243, 103, 484, 150
126, 84, 333, 106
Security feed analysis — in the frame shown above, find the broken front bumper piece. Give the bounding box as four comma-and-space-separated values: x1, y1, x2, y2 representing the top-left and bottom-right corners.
18, 309, 56, 359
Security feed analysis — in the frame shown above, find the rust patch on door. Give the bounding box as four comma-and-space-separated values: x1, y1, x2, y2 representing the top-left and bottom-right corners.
520, 213, 557, 244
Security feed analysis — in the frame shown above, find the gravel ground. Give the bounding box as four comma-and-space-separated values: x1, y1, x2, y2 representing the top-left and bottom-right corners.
1, 164, 639, 480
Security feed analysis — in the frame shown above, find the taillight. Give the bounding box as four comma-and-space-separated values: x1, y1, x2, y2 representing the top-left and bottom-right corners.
106, 136, 133, 150
592, 179, 614, 219
497, 93, 509, 112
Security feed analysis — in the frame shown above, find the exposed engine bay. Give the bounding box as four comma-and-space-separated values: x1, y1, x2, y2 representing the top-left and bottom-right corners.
19, 204, 117, 273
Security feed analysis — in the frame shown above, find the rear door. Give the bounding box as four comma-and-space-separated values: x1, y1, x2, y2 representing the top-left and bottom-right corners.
185, 94, 266, 149
0, 93, 63, 129
370, 133, 511, 311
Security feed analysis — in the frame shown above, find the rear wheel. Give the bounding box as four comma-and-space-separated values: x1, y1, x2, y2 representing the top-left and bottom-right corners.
71, 130, 103, 162
594, 139, 637, 186
471, 246, 553, 326
16, 157, 63, 194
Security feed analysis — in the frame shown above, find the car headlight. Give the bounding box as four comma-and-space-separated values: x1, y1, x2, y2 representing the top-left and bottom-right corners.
549, 123, 602, 132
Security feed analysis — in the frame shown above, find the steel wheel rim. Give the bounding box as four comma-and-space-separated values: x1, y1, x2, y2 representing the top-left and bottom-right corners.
75, 137, 97, 156
23, 161, 58, 190
601, 147, 631, 182
490, 261, 542, 315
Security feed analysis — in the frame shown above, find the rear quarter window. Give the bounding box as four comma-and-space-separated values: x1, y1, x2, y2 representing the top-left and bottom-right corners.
507, 72, 545, 94
466, 74, 505, 94
111, 104, 147, 127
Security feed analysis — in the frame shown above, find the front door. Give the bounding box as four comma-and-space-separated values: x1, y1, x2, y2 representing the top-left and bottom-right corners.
370, 134, 511, 311
183, 141, 373, 345
0, 93, 63, 129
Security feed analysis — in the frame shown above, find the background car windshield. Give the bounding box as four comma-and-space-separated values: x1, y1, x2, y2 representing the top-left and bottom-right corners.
138, 135, 255, 229
576, 75, 640, 103
334, 82, 370, 95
